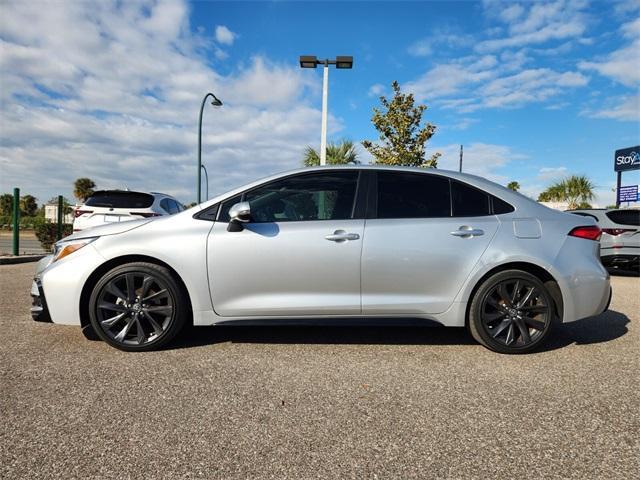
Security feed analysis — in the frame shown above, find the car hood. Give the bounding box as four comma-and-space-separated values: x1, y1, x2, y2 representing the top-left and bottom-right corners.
64, 218, 153, 241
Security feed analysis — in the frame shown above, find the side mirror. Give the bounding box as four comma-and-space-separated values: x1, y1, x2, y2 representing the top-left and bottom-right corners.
227, 201, 251, 231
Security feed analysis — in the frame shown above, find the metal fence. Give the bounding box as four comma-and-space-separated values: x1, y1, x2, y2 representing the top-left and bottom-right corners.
0, 189, 69, 256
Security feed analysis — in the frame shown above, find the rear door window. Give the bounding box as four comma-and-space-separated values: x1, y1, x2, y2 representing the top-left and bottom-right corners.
86, 191, 154, 209
451, 181, 490, 217
376, 172, 450, 218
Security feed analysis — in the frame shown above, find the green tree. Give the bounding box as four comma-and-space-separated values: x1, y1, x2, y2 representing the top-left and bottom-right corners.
537, 184, 564, 202
73, 178, 96, 202
362, 81, 440, 168
20, 194, 38, 217
0, 194, 13, 216
507, 181, 520, 192
303, 140, 360, 166
576, 201, 592, 209
538, 175, 595, 209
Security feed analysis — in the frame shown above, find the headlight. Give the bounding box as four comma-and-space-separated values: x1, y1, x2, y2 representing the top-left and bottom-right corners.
52, 237, 98, 263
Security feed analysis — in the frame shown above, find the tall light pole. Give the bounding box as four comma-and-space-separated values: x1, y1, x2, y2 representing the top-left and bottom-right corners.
200, 164, 209, 201
198, 92, 222, 204
299, 56, 353, 165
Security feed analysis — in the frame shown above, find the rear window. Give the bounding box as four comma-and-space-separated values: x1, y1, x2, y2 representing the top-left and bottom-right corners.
85, 191, 154, 209
606, 210, 640, 226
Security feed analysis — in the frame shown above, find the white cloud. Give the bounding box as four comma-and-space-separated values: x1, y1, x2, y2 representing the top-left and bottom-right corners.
499, 4, 525, 23
477, 0, 589, 52
449, 118, 479, 131
407, 39, 432, 57
214, 25, 236, 45
583, 94, 640, 122
405, 56, 588, 112
0, 0, 328, 204
434, 142, 526, 182
407, 26, 473, 57
537, 166, 568, 181
368, 83, 385, 97
578, 19, 640, 87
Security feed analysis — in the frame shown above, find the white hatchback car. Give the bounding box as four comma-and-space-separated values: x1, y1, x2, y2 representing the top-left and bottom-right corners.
568, 208, 639, 273
73, 190, 185, 232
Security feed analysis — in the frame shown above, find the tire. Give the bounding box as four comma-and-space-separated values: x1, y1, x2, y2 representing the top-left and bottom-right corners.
88, 262, 188, 351
468, 270, 556, 354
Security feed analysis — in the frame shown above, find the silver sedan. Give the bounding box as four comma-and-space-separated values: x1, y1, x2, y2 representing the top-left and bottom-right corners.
31, 166, 611, 354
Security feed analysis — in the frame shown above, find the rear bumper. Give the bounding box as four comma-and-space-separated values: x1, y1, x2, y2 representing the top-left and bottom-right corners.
601, 254, 639, 271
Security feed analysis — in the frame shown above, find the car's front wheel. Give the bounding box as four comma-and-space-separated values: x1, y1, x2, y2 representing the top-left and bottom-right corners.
88, 262, 187, 351
468, 270, 556, 354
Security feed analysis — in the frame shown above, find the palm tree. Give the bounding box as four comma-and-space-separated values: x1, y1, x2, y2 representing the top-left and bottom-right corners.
303, 140, 360, 166
563, 175, 595, 209
507, 181, 520, 192
73, 178, 96, 202
538, 175, 595, 209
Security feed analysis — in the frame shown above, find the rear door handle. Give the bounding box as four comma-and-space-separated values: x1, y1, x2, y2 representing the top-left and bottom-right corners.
325, 230, 360, 242
450, 226, 484, 237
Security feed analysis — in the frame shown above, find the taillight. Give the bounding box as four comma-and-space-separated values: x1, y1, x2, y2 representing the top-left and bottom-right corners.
130, 212, 162, 218
602, 228, 635, 236
569, 225, 602, 241
74, 209, 93, 218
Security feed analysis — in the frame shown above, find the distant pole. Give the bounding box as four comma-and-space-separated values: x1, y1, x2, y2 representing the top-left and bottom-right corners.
201, 164, 209, 201
57, 195, 63, 240
459, 145, 463, 172
615, 171, 621, 208
12, 188, 19, 256
320, 60, 329, 166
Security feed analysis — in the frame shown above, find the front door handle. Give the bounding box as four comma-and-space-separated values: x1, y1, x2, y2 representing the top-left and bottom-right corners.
325, 230, 360, 242
450, 226, 484, 238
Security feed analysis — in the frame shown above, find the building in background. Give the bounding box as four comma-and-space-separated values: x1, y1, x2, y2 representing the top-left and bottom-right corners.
44, 203, 74, 224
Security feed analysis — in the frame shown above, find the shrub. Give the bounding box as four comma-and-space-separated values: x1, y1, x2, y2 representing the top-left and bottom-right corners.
0, 215, 48, 230
35, 223, 73, 251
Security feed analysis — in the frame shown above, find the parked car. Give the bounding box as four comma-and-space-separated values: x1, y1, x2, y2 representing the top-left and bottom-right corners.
31, 166, 611, 354
568, 208, 639, 273
73, 190, 184, 231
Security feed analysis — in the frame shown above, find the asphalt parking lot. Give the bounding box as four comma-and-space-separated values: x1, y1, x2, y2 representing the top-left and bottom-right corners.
1, 263, 638, 479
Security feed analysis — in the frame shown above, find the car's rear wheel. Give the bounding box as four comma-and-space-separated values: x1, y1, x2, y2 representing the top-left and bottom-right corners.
468, 270, 556, 354
88, 262, 187, 351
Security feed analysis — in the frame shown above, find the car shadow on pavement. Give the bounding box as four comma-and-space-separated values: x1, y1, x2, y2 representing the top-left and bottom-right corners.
539, 309, 630, 352
164, 310, 630, 352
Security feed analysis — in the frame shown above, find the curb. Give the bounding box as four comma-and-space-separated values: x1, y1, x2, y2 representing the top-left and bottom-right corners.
0, 255, 46, 265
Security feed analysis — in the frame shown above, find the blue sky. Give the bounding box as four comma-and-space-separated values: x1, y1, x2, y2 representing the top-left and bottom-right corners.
1, 0, 639, 206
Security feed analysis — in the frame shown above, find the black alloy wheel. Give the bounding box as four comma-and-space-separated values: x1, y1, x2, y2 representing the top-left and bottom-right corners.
89, 262, 187, 351
469, 270, 556, 354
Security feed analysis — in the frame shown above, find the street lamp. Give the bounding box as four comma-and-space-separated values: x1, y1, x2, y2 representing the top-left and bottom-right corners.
299, 55, 353, 165
198, 92, 223, 204
200, 164, 209, 201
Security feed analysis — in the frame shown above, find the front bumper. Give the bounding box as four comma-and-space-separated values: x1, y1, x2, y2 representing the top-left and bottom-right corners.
31, 277, 51, 322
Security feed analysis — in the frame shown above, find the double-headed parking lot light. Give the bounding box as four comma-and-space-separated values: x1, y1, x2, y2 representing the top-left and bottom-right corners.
298, 55, 354, 165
